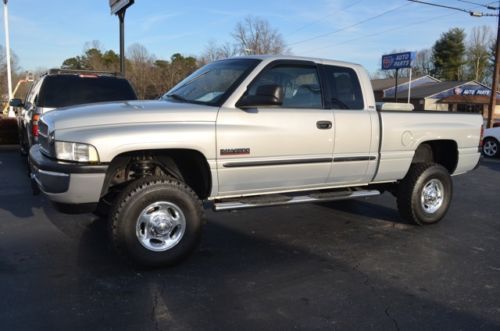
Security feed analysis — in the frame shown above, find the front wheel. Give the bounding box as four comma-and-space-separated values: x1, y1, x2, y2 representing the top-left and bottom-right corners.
109, 176, 203, 267
397, 163, 452, 225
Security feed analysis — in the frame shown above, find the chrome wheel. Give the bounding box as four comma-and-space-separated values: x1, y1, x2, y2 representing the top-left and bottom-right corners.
136, 201, 186, 252
483, 139, 498, 157
420, 179, 444, 214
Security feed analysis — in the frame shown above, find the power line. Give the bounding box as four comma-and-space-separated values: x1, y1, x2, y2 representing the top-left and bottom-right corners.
286, 0, 365, 37
301, 11, 458, 55
286, 2, 412, 47
299, 1, 497, 55
408, 0, 474, 13
457, 0, 499, 10
409, 0, 498, 16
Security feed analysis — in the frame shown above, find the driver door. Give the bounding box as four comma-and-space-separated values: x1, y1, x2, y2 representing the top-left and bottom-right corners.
216, 61, 334, 196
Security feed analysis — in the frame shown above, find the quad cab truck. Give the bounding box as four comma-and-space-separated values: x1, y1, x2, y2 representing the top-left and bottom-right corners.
29, 56, 483, 267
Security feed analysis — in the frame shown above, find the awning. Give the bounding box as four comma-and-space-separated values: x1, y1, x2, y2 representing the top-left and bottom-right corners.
437, 95, 500, 105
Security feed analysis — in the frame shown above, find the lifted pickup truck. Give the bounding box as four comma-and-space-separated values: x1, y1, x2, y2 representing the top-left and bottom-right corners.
29, 56, 483, 267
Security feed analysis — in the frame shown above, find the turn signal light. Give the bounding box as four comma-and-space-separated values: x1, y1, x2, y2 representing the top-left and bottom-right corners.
32, 113, 40, 137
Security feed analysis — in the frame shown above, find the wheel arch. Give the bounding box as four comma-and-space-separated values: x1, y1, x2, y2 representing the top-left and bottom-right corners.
100, 148, 212, 200
411, 140, 458, 174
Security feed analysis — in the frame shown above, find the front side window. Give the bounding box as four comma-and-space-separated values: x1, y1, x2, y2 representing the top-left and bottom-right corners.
163, 59, 261, 106
247, 64, 322, 109
324, 65, 364, 110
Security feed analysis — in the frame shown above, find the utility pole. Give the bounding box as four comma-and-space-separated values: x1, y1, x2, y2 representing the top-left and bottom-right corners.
3, 0, 13, 118
488, 6, 500, 128
408, 0, 499, 127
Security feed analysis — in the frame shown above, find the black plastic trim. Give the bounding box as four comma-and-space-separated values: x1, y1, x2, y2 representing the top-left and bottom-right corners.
29, 144, 108, 174
333, 156, 376, 162
223, 158, 333, 168
32, 170, 69, 194
378, 110, 483, 115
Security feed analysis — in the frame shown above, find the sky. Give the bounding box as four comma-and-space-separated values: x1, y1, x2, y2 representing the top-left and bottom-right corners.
0, 0, 498, 75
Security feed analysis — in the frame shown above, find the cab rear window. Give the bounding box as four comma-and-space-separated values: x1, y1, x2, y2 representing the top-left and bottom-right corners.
37, 75, 137, 108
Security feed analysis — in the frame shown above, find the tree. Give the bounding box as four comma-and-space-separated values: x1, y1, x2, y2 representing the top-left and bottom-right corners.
199, 40, 238, 65
432, 28, 466, 80
167, 53, 197, 91
127, 43, 154, 99
102, 50, 120, 72
60, 41, 200, 100
62, 56, 86, 70
414, 48, 434, 77
84, 48, 104, 70
465, 26, 492, 82
232, 16, 289, 55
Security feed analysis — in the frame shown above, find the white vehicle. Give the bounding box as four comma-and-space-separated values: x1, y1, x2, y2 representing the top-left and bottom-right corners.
482, 126, 500, 158
29, 56, 483, 267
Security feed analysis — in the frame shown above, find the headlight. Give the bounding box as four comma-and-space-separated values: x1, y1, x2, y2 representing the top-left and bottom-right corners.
54, 141, 99, 163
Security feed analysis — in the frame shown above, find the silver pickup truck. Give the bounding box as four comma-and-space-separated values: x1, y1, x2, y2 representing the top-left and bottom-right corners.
29, 55, 483, 267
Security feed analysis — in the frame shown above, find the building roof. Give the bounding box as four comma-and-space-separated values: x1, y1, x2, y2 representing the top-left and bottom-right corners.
371, 77, 413, 91
391, 81, 465, 99
371, 75, 441, 92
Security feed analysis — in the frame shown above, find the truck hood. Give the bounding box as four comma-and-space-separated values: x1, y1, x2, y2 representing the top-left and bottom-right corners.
40, 100, 219, 131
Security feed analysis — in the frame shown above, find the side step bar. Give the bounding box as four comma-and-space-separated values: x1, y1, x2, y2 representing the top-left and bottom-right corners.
213, 189, 381, 212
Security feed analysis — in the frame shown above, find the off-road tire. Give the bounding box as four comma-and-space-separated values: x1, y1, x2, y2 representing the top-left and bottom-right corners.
397, 163, 452, 225
109, 176, 203, 267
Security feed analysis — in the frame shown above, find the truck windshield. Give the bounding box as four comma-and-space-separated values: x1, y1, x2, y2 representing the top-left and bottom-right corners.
162, 58, 261, 106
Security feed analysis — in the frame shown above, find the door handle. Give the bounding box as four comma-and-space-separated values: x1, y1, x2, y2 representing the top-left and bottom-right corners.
316, 121, 332, 130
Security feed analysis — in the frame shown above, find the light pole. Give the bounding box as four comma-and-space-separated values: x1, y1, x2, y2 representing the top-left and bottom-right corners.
109, 0, 134, 76
408, 0, 500, 128
2, 0, 14, 118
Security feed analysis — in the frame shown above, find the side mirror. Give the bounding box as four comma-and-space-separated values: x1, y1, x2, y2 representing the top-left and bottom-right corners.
237, 84, 284, 109
9, 98, 23, 108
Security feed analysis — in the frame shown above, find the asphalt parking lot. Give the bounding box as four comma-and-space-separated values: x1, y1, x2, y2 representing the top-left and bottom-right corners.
1, 148, 499, 330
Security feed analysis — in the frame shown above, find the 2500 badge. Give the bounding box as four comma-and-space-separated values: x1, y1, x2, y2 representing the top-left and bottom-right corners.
220, 148, 250, 156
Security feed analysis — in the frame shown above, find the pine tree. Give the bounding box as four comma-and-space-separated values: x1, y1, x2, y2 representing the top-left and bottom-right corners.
433, 28, 466, 81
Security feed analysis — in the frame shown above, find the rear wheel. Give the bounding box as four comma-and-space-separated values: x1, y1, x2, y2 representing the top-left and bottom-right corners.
397, 163, 452, 225
482, 138, 499, 158
109, 176, 203, 267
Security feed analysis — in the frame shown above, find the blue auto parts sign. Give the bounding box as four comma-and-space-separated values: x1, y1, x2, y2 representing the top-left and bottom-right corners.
381, 52, 416, 70
433, 83, 494, 99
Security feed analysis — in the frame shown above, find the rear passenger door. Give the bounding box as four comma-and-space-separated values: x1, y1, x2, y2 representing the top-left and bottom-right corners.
322, 65, 378, 184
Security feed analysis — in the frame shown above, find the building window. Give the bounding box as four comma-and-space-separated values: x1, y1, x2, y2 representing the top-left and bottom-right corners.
456, 104, 482, 113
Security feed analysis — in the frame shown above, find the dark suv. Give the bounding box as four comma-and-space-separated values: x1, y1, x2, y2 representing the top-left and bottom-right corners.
11, 69, 137, 154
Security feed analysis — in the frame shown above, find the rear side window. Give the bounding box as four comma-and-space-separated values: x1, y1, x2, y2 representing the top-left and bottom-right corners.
37, 75, 137, 108
323, 65, 364, 110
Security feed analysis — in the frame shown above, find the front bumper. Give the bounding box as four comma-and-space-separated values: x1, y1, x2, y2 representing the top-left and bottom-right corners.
29, 144, 108, 206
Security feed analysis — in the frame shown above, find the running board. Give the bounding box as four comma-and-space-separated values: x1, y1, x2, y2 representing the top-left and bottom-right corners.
213, 189, 381, 211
